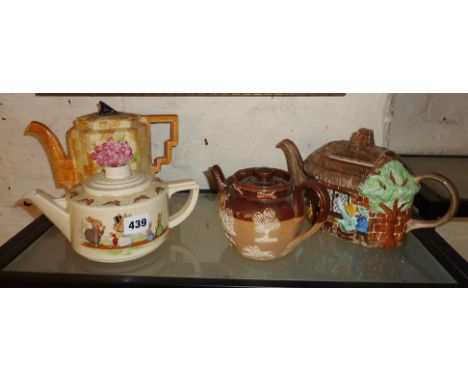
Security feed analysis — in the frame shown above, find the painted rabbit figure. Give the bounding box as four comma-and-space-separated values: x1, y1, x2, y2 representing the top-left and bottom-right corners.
113, 214, 133, 247
147, 222, 155, 242
85, 217, 106, 247
155, 212, 164, 238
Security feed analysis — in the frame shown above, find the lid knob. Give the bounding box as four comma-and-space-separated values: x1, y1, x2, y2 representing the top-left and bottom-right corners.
350, 128, 375, 147
254, 167, 275, 182
104, 164, 132, 179
98, 101, 119, 115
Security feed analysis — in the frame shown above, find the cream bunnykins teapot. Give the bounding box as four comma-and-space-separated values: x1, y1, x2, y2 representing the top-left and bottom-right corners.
25, 139, 199, 263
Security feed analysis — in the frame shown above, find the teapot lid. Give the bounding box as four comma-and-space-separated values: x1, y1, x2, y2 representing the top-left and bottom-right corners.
73, 101, 140, 130
303, 128, 403, 191
68, 164, 165, 208
233, 167, 292, 198
83, 165, 152, 197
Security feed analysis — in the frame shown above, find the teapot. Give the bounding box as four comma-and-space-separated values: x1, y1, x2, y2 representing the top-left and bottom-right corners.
209, 165, 330, 261
25, 101, 179, 189
25, 138, 199, 263
277, 128, 459, 248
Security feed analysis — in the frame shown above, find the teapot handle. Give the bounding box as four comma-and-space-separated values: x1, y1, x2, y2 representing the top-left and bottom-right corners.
145, 115, 179, 175
280, 180, 330, 256
406, 173, 459, 232
166, 180, 200, 228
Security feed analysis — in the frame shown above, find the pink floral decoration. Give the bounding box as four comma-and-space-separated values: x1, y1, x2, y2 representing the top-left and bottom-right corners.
92, 138, 133, 168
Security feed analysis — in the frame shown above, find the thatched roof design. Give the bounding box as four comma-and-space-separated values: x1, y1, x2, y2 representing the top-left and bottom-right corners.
303, 129, 400, 191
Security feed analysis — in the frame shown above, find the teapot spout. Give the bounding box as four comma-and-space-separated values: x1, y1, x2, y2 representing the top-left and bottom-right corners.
24, 190, 71, 241
25, 121, 78, 189
209, 165, 228, 193
276, 139, 307, 186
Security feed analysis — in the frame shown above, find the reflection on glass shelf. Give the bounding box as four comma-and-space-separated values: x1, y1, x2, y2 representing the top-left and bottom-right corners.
6, 193, 455, 284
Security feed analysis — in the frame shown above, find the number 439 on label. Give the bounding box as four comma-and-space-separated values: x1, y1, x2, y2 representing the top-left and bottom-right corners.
124, 213, 149, 235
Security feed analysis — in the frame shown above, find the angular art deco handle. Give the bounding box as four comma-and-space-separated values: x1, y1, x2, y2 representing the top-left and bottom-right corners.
145, 114, 179, 175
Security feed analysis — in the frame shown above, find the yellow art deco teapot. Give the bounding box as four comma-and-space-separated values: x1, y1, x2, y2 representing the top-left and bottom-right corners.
26, 101, 179, 189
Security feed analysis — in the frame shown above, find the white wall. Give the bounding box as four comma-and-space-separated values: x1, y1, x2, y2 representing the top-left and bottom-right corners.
389, 94, 468, 155
0, 93, 391, 245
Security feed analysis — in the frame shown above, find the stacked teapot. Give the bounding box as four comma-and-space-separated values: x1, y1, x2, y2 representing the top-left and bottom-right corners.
25, 102, 199, 263
26, 101, 180, 188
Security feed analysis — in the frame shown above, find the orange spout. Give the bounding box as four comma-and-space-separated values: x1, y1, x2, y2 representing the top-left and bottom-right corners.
25, 121, 78, 189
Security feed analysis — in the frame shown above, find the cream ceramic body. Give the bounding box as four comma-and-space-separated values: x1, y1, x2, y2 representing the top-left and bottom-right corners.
25, 164, 199, 263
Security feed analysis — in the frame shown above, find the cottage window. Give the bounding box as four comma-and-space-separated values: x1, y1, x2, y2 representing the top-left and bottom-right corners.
330, 190, 350, 215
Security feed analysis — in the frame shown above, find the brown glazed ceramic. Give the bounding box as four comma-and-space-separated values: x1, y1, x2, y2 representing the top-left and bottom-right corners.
277, 128, 459, 248
209, 165, 329, 261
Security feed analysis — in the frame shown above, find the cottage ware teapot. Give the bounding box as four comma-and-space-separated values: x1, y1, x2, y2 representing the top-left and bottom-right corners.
277, 128, 459, 248
26, 101, 179, 189
209, 165, 329, 261
25, 139, 199, 263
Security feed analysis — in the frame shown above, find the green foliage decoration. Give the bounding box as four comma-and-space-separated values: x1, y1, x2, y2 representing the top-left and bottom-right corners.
359, 160, 420, 214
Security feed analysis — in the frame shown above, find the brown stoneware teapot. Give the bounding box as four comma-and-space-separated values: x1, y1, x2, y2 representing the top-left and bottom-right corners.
209, 165, 330, 261
277, 128, 459, 248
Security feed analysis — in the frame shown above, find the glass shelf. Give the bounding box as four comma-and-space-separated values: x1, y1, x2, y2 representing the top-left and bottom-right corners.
1, 193, 462, 286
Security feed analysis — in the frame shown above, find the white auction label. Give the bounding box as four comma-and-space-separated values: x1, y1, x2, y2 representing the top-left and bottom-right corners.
123, 213, 149, 235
